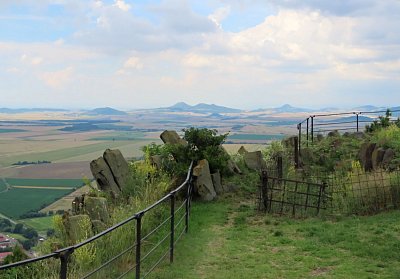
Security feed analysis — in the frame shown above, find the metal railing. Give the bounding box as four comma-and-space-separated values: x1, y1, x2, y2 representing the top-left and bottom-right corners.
0, 162, 194, 279
296, 109, 400, 154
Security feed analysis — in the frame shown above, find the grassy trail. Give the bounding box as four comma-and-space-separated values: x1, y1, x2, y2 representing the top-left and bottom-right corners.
148, 193, 400, 279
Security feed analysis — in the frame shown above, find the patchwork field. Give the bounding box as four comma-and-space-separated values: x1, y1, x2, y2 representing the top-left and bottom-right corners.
0, 178, 85, 219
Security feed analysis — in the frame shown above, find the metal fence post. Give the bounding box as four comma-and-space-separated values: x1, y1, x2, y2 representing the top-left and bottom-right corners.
298, 123, 302, 157
170, 193, 175, 263
306, 118, 309, 147
277, 155, 283, 180
185, 182, 190, 233
311, 116, 314, 142
294, 136, 299, 169
260, 170, 268, 211
135, 215, 142, 279
59, 249, 73, 279
356, 113, 359, 132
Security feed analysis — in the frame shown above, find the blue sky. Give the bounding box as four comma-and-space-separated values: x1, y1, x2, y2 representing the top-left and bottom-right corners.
0, 0, 399, 109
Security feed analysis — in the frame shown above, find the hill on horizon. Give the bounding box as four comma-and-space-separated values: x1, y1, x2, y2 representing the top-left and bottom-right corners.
165, 102, 242, 113
86, 107, 128, 116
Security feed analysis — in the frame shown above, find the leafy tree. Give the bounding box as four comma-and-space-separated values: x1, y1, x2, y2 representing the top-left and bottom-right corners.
365, 109, 400, 132
22, 227, 38, 239
13, 223, 23, 234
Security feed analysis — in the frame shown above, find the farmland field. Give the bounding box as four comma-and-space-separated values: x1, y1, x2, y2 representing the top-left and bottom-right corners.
0, 140, 135, 167
228, 133, 285, 141
0, 128, 26, 133
20, 216, 54, 234
0, 187, 73, 218
5, 178, 84, 187
0, 179, 7, 192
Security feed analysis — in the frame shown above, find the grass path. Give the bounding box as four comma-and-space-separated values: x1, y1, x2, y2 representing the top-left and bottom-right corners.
148, 193, 400, 279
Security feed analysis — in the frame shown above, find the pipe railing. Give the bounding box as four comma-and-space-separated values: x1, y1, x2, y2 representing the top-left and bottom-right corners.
0, 161, 194, 279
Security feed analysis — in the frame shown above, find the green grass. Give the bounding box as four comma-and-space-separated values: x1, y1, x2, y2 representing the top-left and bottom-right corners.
0, 188, 72, 219
3, 233, 28, 242
148, 195, 400, 279
19, 216, 54, 234
0, 129, 26, 133
228, 134, 285, 141
5, 178, 84, 187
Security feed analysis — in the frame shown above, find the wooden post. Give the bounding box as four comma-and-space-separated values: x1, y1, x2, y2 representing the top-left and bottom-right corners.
277, 155, 283, 180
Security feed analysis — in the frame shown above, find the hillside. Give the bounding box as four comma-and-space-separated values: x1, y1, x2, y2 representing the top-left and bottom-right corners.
86, 107, 128, 116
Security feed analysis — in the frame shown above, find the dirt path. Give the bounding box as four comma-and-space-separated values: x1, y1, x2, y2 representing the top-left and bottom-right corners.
0, 177, 11, 193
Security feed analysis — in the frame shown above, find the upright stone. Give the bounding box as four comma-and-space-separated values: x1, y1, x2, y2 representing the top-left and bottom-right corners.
193, 159, 217, 201
63, 214, 92, 244
244, 151, 267, 171
382, 148, 395, 167
238, 146, 248, 155
359, 142, 376, 171
84, 196, 110, 224
372, 147, 386, 170
103, 149, 130, 192
150, 155, 163, 169
211, 171, 223, 195
90, 157, 121, 197
160, 130, 187, 146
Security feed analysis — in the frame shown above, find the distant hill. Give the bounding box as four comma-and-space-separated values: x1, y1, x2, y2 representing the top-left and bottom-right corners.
253, 104, 313, 113
0, 108, 68, 114
352, 105, 383, 112
164, 102, 241, 113
86, 107, 128, 116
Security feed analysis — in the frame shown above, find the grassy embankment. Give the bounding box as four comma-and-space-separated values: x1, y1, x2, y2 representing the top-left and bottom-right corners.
149, 192, 400, 279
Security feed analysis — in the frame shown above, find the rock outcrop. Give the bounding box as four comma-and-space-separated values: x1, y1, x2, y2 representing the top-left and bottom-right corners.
90, 149, 131, 198
211, 171, 223, 195
244, 151, 267, 171
160, 130, 187, 146
193, 159, 217, 201
103, 149, 130, 191
359, 142, 377, 171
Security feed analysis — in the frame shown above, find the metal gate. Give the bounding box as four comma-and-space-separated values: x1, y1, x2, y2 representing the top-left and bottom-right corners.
259, 171, 327, 216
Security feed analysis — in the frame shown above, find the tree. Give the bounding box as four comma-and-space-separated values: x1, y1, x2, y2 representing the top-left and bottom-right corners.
13, 223, 24, 234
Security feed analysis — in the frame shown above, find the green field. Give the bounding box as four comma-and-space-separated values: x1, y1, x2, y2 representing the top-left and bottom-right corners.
5, 178, 84, 187
0, 141, 134, 167
0, 188, 73, 219
0, 179, 7, 191
228, 134, 285, 141
0, 129, 26, 133
20, 216, 54, 234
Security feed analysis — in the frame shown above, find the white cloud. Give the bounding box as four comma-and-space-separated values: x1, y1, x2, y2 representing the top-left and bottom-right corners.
124, 56, 144, 69
39, 67, 73, 88
114, 0, 130, 12
209, 6, 231, 29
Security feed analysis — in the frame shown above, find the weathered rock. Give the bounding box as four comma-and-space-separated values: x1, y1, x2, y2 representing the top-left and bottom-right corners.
382, 148, 395, 167
244, 151, 267, 171
372, 147, 386, 170
211, 171, 223, 195
227, 159, 242, 174
352, 132, 365, 139
193, 159, 216, 201
359, 142, 376, 171
91, 220, 107, 234
160, 130, 187, 146
327, 130, 340, 137
316, 134, 324, 141
103, 149, 130, 192
72, 195, 85, 215
90, 157, 121, 197
63, 214, 92, 244
150, 155, 163, 169
238, 146, 248, 155
283, 136, 297, 148
84, 196, 110, 224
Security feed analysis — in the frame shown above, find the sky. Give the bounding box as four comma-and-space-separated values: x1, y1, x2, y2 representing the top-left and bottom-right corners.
0, 0, 400, 110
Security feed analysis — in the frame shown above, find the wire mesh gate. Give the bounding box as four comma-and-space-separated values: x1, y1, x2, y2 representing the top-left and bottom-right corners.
259, 170, 327, 216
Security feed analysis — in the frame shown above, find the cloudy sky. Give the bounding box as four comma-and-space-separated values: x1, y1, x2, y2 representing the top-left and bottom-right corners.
1, 0, 400, 110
